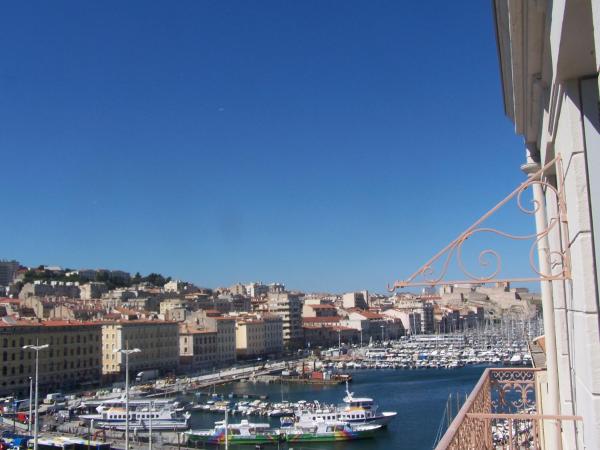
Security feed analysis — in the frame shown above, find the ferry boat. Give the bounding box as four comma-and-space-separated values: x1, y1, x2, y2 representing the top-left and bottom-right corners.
295, 383, 397, 427
284, 418, 381, 443
81, 396, 181, 412
79, 403, 190, 431
185, 419, 283, 446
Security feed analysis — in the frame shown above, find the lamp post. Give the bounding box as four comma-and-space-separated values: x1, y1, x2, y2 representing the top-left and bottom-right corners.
337, 330, 341, 351
12, 396, 17, 433
380, 325, 384, 343
224, 406, 229, 450
148, 400, 153, 450
114, 347, 141, 450
28, 377, 33, 433
23, 341, 49, 450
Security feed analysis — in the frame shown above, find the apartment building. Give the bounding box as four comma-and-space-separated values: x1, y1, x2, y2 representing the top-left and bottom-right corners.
303, 325, 359, 348
214, 317, 236, 364
245, 282, 268, 299
80, 282, 108, 300
179, 314, 236, 368
160, 298, 190, 322
101, 319, 179, 377
179, 325, 219, 369
302, 303, 338, 318
382, 309, 421, 335
0, 260, 19, 287
0, 319, 102, 396
344, 310, 404, 341
266, 292, 302, 348
19, 282, 80, 300
235, 314, 283, 358
342, 291, 369, 310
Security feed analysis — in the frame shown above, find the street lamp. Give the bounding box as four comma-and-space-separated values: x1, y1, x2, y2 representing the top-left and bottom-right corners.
23, 341, 49, 450
337, 329, 341, 351
380, 325, 385, 343
114, 347, 141, 450
148, 400, 154, 450
28, 377, 33, 433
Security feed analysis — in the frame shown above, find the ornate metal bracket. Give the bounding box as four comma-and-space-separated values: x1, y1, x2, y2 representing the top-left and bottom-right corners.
389, 155, 571, 290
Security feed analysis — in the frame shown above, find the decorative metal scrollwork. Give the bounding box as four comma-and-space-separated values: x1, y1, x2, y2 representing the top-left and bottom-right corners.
437, 369, 581, 450
390, 155, 571, 290
490, 369, 536, 414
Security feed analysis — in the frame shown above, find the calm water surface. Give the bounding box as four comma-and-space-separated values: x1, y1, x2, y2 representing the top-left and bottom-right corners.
190, 365, 489, 450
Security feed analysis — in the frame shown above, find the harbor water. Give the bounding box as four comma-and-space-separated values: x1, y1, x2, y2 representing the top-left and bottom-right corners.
190, 365, 489, 450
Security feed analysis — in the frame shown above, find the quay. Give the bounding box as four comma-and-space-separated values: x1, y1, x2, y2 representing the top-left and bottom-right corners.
124, 361, 291, 399
253, 374, 350, 385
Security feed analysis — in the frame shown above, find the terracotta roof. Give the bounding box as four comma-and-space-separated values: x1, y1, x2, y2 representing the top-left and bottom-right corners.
352, 311, 384, 319
104, 313, 121, 320
303, 316, 341, 323
0, 319, 101, 328
104, 319, 177, 326
0, 298, 22, 304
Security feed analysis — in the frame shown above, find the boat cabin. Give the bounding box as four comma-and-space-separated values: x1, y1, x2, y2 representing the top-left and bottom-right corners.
343, 396, 374, 410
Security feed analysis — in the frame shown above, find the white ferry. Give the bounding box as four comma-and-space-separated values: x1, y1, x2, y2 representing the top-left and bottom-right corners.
295, 383, 397, 427
80, 403, 190, 431
81, 396, 181, 412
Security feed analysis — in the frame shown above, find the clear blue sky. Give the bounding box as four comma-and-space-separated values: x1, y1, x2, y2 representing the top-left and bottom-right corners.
1, 1, 533, 293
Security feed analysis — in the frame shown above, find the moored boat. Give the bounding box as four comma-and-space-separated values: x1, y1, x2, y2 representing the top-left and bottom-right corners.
294, 382, 397, 427
284, 418, 381, 442
79, 404, 190, 431
185, 419, 283, 446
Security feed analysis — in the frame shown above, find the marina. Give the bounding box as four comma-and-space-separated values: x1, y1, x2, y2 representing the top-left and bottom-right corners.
1, 366, 488, 449
0, 325, 537, 449
187, 366, 487, 449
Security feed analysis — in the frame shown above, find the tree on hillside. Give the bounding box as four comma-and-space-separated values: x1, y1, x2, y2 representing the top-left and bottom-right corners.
144, 273, 171, 287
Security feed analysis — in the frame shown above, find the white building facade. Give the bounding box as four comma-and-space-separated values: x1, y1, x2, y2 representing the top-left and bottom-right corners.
494, 0, 600, 448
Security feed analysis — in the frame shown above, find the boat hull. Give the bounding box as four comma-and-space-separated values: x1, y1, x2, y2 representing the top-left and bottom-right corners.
345, 411, 397, 427
91, 420, 189, 431
186, 432, 283, 446
285, 428, 377, 442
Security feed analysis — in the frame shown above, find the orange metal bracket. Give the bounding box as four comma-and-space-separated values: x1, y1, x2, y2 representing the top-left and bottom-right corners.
389, 155, 571, 290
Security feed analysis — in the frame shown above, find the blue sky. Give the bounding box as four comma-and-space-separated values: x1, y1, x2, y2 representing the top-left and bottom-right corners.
1, 1, 533, 293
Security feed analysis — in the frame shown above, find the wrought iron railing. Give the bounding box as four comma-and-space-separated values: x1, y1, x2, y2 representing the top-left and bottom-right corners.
434, 368, 581, 450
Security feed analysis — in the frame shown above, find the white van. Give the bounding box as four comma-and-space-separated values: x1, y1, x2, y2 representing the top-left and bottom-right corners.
43, 392, 65, 404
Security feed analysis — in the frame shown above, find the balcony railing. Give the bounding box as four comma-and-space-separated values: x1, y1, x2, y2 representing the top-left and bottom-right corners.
434, 368, 581, 450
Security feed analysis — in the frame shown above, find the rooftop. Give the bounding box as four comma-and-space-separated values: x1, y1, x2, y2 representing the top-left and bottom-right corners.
0, 318, 101, 328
